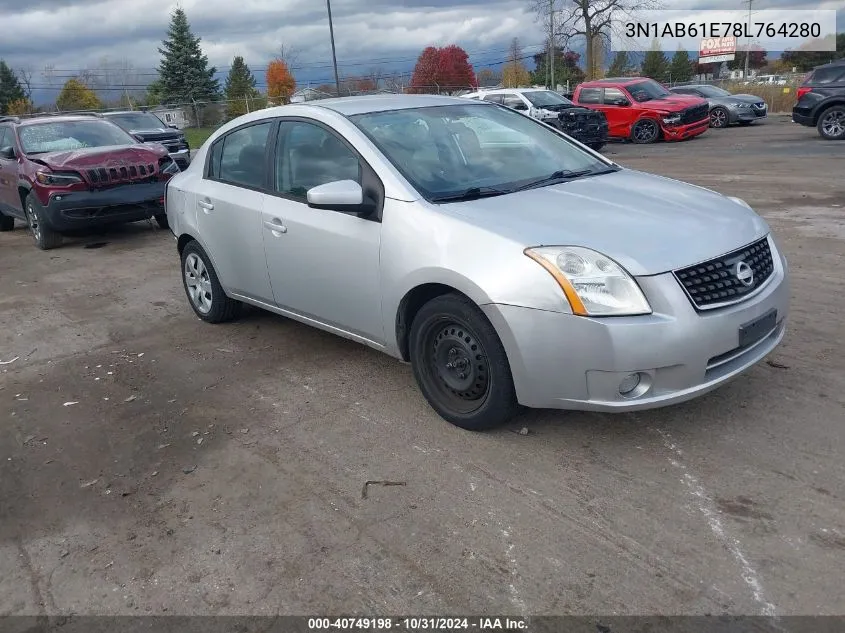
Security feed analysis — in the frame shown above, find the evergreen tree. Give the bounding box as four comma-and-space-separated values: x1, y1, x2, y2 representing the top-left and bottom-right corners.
606, 51, 630, 77
669, 48, 693, 83
156, 8, 220, 105
225, 56, 260, 118
641, 40, 669, 81
0, 60, 26, 114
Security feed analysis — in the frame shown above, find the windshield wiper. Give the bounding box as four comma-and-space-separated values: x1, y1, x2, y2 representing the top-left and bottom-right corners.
512, 168, 607, 192
430, 186, 510, 203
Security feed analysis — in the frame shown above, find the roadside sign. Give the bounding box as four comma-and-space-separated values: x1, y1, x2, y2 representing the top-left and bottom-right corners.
699, 36, 736, 64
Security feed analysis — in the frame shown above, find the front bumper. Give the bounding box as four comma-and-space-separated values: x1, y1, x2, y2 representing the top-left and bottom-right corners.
42, 181, 167, 231
661, 118, 709, 141
169, 148, 191, 169
734, 106, 768, 122
482, 241, 789, 412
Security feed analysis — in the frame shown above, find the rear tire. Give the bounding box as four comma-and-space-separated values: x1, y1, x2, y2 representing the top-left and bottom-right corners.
0, 213, 14, 232
409, 293, 519, 431
630, 118, 660, 144
817, 105, 845, 140
154, 213, 169, 229
180, 240, 241, 323
709, 107, 729, 128
24, 194, 63, 250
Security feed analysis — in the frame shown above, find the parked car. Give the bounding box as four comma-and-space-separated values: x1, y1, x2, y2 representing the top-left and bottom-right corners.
165, 94, 788, 431
573, 77, 710, 143
100, 110, 192, 168
461, 88, 609, 150
0, 114, 180, 249
792, 60, 845, 141
669, 84, 768, 128
747, 75, 788, 86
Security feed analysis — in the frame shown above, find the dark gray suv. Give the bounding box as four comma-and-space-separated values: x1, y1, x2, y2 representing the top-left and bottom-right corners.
792, 60, 845, 140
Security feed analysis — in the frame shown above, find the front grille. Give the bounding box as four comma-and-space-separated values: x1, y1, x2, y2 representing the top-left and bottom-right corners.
681, 104, 709, 124
673, 237, 775, 310
86, 163, 157, 186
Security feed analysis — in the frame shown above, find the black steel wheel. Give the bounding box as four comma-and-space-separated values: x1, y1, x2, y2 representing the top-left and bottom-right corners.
630, 118, 660, 144
409, 293, 519, 431
817, 105, 845, 140
710, 107, 729, 128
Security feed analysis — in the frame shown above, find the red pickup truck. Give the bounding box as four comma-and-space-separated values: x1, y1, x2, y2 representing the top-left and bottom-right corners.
572, 77, 710, 144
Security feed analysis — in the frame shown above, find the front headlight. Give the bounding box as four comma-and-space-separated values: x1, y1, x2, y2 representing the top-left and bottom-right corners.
736, 102, 751, 108
35, 170, 83, 185
662, 114, 681, 125
524, 246, 652, 316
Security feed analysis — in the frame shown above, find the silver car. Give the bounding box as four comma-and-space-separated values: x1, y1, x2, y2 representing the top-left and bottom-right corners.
164, 95, 789, 431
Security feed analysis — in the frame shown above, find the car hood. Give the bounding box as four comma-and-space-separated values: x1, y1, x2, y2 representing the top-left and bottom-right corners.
638, 95, 706, 112
440, 169, 769, 276
30, 144, 168, 171
714, 94, 765, 105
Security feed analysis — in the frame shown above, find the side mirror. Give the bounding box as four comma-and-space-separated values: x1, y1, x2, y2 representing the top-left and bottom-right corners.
167, 124, 178, 129
0, 146, 15, 160
512, 103, 528, 111
307, 180, 373, 216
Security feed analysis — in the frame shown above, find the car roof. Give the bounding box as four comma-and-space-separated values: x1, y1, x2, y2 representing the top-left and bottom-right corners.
310, 93, 485, 116
12, 114, 108, 127
581, 77, 649, 87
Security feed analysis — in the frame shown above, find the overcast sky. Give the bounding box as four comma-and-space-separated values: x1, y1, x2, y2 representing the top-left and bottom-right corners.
0, 0, 841, 101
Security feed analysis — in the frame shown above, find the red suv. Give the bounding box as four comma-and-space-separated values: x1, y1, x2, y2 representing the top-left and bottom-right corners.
0, 114, 180, 249
573, 77, 710, 144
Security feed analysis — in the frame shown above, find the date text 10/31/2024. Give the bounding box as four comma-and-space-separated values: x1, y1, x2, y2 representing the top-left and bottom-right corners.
624, 21, 822, 39
307, 617, 528, 630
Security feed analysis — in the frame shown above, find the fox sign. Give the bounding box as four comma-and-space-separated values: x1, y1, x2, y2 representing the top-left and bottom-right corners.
699, 36, 737, 63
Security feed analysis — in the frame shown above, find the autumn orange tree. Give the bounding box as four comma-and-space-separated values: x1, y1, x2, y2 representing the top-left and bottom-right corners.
6, 98, 34, 115
266, 59, 296, 105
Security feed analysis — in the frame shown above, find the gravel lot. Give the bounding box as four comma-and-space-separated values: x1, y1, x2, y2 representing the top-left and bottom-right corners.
1, 115, 844, 617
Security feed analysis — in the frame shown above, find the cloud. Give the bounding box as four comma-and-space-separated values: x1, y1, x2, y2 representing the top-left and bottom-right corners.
0, 0, 840, 104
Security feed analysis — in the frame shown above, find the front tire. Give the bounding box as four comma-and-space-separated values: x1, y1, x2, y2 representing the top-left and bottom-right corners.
710, 107, 729, 128
154, 213, 169, 229
24, 194, 63, 250
630, 118, 660, 144
409, 293, 519, 431
180, 240, 241, 323
588, 142, 605, 152
817, 105, 845, 140
0, 213, 14, 232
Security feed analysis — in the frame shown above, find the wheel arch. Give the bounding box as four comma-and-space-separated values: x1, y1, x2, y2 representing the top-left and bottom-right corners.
394, 276, 497, 362
814, 98, 845, 124
17, 180, 32, 211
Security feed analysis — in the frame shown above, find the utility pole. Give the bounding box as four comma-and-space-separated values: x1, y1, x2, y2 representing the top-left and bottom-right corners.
743, 0, 753, 80
326, 0, 341, 96
549, 0, 555, 90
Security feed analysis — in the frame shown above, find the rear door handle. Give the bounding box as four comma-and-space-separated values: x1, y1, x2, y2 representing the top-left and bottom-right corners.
264, 219, 287, 234
198, 200, 214, 211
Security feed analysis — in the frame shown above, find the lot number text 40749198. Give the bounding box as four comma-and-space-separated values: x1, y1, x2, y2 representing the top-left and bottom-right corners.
307, 617, 528, 630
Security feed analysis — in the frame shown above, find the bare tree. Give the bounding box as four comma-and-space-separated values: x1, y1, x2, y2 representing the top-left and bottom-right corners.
15, 66, 35, 101
530, 0, 662, 80
277, 43, 301, 69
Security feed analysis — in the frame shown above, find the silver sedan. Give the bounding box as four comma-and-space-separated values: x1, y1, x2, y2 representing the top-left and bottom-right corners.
164, 95, 789, 431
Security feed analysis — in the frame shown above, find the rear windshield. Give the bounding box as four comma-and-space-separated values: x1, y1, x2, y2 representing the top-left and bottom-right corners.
807, 66, 845, 84
19, 120, 136, 154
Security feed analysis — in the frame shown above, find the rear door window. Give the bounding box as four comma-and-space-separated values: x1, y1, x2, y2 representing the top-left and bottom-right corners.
811, 67, 845, 84
577, 88, 602, 104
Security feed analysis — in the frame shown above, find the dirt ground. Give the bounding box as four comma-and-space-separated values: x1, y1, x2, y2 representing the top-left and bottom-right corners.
1, 115, 844, 618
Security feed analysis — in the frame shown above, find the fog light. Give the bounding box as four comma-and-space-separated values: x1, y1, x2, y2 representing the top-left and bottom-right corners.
618, 373, 641, 395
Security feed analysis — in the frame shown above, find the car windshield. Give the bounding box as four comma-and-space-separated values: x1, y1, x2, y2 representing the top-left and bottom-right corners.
696, 85, 731, 97
627, 80, 672, 102
523, 90, 574, 107
19, 120, 136, 154
108, 112, 167, 130
349, 103, 614, 201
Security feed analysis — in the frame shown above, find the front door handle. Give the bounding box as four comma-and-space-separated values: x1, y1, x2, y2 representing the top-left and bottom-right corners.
198, 200, 214, 211
264, 219, 287, 234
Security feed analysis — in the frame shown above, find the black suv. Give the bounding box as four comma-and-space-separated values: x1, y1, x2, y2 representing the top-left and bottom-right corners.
100, 111, 192, 167
792, 60, 845, 140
